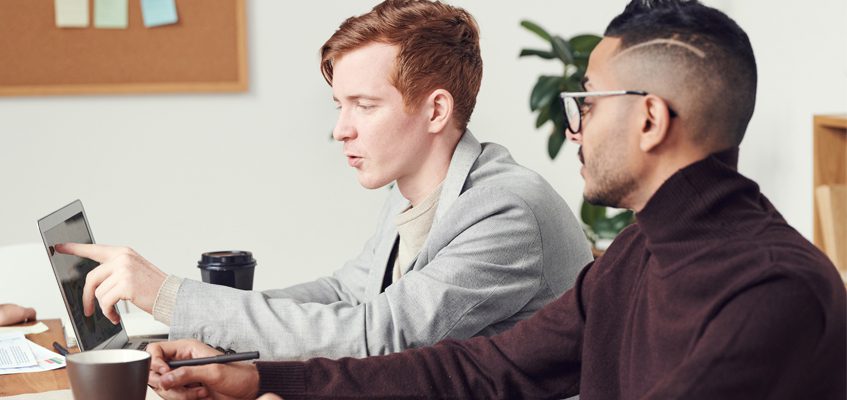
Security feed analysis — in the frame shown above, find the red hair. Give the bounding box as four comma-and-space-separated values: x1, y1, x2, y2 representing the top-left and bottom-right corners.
321, 0, 483, 131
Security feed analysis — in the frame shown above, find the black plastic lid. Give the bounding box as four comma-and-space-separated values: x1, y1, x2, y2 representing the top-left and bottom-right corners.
197, 251, 256, 271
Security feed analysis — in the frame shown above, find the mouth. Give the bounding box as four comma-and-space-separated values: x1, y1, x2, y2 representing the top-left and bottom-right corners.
577, 147, 585, 165
346, 155, 363, 168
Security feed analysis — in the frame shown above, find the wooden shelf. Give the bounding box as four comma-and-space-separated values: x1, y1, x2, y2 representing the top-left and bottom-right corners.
813, 114, 847, 273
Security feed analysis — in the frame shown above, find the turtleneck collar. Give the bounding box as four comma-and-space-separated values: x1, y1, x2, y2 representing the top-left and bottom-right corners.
634, 147, 782, 271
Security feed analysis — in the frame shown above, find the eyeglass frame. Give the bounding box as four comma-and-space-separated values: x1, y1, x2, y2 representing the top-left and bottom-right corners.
558, 90, 678, 134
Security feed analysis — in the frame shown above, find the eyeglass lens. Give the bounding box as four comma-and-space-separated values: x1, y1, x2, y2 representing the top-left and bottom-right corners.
563, 97, 581, 134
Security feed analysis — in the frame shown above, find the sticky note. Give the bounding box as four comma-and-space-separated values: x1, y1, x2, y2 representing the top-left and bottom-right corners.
141, 0, 179, 28
94, 0, 129, 29
54, 0, 89, 28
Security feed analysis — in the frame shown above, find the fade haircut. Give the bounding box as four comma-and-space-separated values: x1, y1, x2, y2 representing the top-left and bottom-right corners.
320, 0, 483, 132
605, 0, 757, 147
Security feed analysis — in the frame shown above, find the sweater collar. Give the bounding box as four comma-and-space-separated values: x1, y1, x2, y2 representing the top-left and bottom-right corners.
634, 147, 767, 254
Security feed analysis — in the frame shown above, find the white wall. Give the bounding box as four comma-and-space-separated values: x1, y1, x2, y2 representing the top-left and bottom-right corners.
2, 1, 845, 316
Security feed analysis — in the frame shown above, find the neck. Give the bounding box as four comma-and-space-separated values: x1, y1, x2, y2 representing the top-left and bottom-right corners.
628, 144, 711, 212
397, 130, 462, 206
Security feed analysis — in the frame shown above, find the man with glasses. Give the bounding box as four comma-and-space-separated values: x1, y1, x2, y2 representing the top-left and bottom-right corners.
148, 1, 846, 398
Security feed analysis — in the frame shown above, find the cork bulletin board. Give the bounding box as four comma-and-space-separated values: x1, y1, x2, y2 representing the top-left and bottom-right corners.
0, 0, 247, 96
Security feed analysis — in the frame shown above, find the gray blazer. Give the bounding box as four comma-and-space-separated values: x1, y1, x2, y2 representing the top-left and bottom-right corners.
169, 131, 592, 360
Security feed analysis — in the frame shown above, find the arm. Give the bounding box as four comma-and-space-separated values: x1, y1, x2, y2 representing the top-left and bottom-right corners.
256, 285, 586, 400
258, 229, 382, 306
150, 285, 587, 400
0, 304, 36, 326
169, 190, 552, 360
259, 191, 402, 305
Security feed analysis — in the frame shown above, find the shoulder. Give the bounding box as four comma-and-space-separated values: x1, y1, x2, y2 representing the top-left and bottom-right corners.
462, 142, 566, 210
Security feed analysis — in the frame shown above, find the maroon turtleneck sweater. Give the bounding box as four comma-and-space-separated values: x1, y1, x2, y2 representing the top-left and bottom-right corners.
255, 149, 846, 399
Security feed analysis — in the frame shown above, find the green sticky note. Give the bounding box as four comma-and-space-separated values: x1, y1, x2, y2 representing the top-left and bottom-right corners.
94, 0, 128, 29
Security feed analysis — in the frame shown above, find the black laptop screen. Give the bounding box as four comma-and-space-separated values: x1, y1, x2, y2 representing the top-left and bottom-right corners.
43, 212, 121, 350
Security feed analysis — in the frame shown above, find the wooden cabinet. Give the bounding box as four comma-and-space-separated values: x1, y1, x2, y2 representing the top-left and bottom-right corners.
813, 114, 847, 277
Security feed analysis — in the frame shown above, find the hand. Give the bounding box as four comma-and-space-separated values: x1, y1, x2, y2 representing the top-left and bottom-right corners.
55, 243, 167, 324
147, 339, 260, 400
0, 304, 36, 326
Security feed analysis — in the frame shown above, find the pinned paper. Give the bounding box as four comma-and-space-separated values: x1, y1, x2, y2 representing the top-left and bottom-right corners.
54, 0, 89, 28
141, 0, 179, 28
95, 0, 129, 29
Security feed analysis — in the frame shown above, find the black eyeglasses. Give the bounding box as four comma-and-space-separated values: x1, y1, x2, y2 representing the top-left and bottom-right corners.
559, 90, 678, 134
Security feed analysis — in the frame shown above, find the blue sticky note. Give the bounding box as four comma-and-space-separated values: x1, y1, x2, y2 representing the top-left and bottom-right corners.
141, 0, 178, 28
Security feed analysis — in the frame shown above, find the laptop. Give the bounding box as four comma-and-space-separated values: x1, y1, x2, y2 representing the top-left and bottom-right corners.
38, 199, 166, 351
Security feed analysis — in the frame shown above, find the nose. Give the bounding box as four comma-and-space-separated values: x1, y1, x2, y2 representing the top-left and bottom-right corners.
565, 127, 582, 145
332, 110, 356, 142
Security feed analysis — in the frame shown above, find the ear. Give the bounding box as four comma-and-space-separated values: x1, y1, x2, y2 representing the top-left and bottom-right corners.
638, 95, 673, 152
425, 89, 454, 134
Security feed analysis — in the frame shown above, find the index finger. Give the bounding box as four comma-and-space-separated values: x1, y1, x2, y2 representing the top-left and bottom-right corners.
147, 340, 211, 373
54, 243, 116, 263
147, 341, 177, 374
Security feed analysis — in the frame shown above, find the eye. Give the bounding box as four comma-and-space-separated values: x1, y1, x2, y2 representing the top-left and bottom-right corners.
357, 103, 374, 111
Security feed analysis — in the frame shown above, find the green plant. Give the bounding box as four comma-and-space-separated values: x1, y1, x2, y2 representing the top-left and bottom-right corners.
519, 20, 634, 249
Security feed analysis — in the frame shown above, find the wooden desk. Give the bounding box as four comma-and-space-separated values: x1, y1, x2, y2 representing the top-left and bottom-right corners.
0, 319, 74, 396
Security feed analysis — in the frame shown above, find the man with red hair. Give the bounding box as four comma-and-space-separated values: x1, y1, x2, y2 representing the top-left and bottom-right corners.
58, 0, 590, 364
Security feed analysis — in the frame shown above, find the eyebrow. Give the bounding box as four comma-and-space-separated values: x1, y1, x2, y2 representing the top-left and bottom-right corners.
332, 94, 382, 102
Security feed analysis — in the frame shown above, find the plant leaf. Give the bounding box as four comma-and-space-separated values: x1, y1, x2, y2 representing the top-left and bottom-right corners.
535, 102, 551, 128
520, 20, 552, 42
581, 202, 606, 227
548, 92, 564, 129
519, 48, 557, 59
547, 129, 565, 159
608, 210, 635, 232
569, 34, 602, 54
551, 35, 574, 64
530, 76, 560, 111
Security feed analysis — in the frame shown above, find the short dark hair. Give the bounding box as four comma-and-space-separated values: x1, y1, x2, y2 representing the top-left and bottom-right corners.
605, 0, 757, 146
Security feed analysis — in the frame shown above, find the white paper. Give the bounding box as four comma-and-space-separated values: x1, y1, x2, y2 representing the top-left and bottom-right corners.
0, 322, 50, 335
2, 388, 162, 399
0, 333, 37, 369
0, 336, 65, 375
54, 0, 89, 28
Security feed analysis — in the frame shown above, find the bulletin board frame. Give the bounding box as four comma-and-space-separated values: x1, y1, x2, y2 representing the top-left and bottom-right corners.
0, 0, 248, 96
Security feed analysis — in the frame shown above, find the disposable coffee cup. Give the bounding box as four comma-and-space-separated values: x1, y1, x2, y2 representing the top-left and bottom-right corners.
66, 349, 150, 400
198, 250, 256, 290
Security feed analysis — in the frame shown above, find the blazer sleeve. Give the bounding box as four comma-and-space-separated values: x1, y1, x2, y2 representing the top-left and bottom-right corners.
258, 227, 382, 306
168, 188, 549, 361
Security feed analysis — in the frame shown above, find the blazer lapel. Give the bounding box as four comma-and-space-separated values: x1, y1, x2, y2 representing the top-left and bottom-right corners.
434, 130, 482, 225
367, 130, 482, 296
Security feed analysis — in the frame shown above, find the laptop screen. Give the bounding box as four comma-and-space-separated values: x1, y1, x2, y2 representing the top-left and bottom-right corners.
40, 206, 122, 350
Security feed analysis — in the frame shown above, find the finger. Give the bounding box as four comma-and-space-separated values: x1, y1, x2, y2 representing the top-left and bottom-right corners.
149, 370, 163, 389
55, 243, 119, 262
147, 343, 171, 374
96, 281, 125, 324
82, 264, 114, 317
153, 385, 208, 400
24, 308, 36, 322
161, 365, 221, 390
